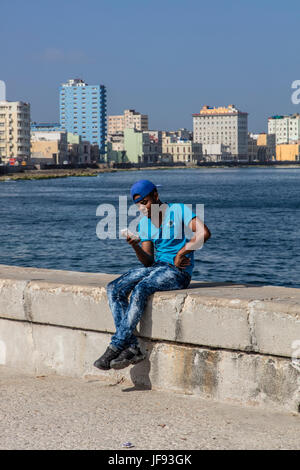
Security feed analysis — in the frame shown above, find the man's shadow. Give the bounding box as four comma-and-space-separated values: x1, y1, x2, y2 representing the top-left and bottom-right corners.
121, 344, 153, 392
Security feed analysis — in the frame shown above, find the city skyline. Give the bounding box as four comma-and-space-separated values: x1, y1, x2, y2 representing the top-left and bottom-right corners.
1, 0, 300, 133
4, 77, 300, 136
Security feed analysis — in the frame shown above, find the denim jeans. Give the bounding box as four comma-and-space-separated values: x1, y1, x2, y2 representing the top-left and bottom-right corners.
106, 261, 191, 351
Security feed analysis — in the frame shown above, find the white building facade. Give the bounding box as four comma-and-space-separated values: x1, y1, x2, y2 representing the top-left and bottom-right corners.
268, 114, 300, 144
193, 105, 248, 161
202, 143, 231, 162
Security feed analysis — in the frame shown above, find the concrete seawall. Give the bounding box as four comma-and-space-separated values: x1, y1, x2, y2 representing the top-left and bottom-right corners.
0, 264, 299, 412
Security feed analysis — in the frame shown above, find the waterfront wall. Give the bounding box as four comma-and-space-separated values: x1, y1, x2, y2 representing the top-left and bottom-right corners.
0, 264, 299, 412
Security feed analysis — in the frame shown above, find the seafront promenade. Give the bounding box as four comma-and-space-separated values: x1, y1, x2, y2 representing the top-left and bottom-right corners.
0, 264, 299, 413
0, 263, 299, 449
0, 366, 299, 450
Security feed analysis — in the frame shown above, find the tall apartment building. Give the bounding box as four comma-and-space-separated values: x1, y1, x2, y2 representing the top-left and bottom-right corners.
0, 101, 31, 163
59, 78, 107, 155
108, 109, 148, 135
268, 114, 300, 144
193, 105, 248, 161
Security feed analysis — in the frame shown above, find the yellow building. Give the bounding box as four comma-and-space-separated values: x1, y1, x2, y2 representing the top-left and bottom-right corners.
162, 136, 202, 163
276, 143, 300, 161
31, 140, 60, 164
31, 131, 68, 165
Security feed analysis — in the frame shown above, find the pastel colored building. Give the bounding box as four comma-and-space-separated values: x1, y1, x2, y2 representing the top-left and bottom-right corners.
276, 143, 300, 161
193, 104, 248, 161
162, 136, 202, 163
31, 131, 68, 165
67, 133, 93, 164
248, 133, 276, 162
123, 128, 160, 163
59, 79, 107, 156
0, 101, 31, 164
108, 109, 148, 136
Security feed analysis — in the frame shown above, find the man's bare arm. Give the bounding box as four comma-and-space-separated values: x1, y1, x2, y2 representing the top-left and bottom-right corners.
184, 217, 211, 252
127, 237, 154, 267
174, 217, 211, 268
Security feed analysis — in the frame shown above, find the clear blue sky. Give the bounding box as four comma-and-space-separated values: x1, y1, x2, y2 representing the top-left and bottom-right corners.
1, 0, 299, 132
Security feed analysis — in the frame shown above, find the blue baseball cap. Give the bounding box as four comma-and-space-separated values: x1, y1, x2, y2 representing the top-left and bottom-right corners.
130, 179, 157, 203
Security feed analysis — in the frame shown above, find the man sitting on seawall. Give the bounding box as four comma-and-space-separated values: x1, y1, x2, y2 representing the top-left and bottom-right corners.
94, 179, 211, 370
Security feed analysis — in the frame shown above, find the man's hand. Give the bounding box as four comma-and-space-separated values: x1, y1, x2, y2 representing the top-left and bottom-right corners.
126, 234, 141, 249
174, 252, 191, 269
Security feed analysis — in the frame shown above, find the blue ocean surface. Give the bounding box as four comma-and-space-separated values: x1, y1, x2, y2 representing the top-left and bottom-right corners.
0, 168, 299, 288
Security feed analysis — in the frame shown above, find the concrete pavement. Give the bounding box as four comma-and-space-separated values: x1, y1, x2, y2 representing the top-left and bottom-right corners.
0, 366, 299, 450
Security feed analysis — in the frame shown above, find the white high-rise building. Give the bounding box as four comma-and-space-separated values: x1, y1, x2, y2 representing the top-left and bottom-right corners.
0, 101, 31, 163
268, 114, 300, 144
193, 104, 248, 161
